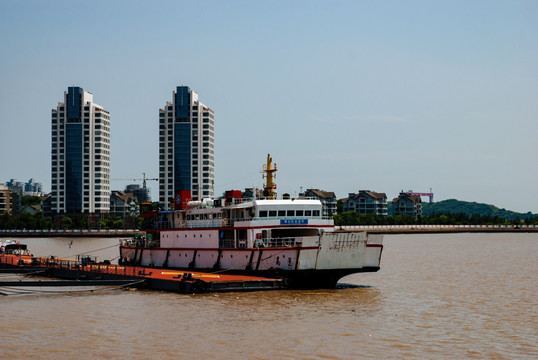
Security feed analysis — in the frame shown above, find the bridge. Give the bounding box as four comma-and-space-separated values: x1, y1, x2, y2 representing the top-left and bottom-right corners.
2, 225, 537, 238
339, 224, 538, 234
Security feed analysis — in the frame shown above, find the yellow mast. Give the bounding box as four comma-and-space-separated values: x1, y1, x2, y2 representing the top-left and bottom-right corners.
262, 154, 277, 199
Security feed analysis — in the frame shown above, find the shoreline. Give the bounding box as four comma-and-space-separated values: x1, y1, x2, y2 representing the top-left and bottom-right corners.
1, 224, 537, 237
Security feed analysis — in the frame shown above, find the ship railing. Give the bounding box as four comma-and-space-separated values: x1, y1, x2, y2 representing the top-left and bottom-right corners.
181, 219, 230, 229
256, 237, 296, 248
219, 238, 235, 248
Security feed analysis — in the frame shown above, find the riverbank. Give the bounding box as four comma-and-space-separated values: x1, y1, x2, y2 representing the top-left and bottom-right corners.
0, 229, 140, 237
340, 224, 538, 233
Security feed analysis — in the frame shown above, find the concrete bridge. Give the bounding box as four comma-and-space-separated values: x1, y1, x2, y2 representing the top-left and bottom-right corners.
338, 224, 538, 234
2, 225, 537, 237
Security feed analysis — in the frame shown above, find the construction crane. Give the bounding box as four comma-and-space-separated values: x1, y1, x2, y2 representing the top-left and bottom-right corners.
112, 173, 158, 189
405, 188, 434, 203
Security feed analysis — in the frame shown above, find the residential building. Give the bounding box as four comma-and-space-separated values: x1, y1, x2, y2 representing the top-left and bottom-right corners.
0, 184, 12, 214
242, 188, 264, 199
6, 179, 23, 197
110, 191, 139, 217
393, 192, 422, 218
21, 204, 41, 215
24, 178, 43, 196
5, 179, 22, 212
159, 86, 215, 208
41, 194, 52, 218
301, 189, 337, 217
343, 190, 388, 216
51, 86, 111, 214
125, 184, 151, 203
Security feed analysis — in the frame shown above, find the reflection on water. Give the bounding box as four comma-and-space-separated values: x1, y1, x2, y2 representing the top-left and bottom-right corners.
1, 233, 537, 359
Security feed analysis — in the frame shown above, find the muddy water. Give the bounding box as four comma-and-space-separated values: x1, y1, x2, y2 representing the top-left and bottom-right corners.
1, 233, 536, 359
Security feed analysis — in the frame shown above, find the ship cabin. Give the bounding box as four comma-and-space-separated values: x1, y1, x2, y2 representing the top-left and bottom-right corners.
157, 198, 334, 249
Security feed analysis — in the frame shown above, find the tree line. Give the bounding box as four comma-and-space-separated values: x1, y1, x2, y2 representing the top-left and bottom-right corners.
333, 211, 538, 226
3, 210, 538, 230
0, 212, 142, 230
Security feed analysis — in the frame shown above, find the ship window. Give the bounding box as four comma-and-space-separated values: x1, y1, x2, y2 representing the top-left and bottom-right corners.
305, 210, 312, 216
259, 210, 267, 217
313, 210, 320, 217
278, 210, 285, 217
269, 210, 277, 217
296, 210, 304, 216
287, 210, 294, 217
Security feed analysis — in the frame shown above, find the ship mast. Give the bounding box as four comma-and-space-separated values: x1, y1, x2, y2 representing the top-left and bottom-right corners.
262, 154, 277, 199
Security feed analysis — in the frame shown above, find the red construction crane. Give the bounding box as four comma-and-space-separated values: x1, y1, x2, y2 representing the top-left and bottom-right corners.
112, 173, 158, 189
406, 188, 434, 203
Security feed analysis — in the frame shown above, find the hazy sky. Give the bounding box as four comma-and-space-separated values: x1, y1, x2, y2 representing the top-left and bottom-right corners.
1, 0, 537, 213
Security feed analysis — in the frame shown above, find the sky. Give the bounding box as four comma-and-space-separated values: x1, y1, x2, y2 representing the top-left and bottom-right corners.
1, 0, 537, 213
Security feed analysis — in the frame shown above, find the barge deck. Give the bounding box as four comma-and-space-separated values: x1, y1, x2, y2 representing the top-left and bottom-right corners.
0, 254, 284, 294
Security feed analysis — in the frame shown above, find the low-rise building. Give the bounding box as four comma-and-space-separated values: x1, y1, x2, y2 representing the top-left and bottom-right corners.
242, 188, 264, 199
125, 184, 151, 203
301, 189, 337, 217
41, 194, 52, 218
21, 204, 41, 215
343, 190, 387, 216
0, 184, 11, 214
393, 192, 422, 218
110, 191, 139, 217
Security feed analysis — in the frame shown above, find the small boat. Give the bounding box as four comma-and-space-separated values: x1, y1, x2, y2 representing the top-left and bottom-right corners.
0, 240, 31, 256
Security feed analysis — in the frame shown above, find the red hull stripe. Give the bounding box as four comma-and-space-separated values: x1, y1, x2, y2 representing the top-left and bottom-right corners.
121, 246, 320, 251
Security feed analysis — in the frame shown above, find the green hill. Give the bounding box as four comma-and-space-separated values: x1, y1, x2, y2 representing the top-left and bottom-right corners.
421, 199, 535, 221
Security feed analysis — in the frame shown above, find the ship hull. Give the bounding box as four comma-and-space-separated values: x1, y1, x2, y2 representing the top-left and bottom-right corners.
119, 231, 383, 288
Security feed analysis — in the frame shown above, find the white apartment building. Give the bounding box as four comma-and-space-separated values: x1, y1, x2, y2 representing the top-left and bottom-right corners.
159, 86, 215, 208
51, 87, 110, 214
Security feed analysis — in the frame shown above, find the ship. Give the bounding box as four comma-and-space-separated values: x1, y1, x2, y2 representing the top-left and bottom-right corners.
119, 155, 383, 288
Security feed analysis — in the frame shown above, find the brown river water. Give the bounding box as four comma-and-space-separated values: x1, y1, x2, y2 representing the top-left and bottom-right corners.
1, 233, 536, 359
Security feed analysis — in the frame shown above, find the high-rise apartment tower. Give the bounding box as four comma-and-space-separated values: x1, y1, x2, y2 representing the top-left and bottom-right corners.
159, 86, 215, 208
51, 87, 111, 214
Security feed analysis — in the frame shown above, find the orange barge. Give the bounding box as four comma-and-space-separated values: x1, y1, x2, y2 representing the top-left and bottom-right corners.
0, 254, 284, 293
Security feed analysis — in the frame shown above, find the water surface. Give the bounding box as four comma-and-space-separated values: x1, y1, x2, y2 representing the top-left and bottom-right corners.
1, 233, 536, 359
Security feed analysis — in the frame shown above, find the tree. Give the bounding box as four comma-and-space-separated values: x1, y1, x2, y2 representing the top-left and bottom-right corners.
62, 217, 73, 229
21, 196, 41, 207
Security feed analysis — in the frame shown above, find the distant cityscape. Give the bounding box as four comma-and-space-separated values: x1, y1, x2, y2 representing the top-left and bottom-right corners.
1, 85, 431, 223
